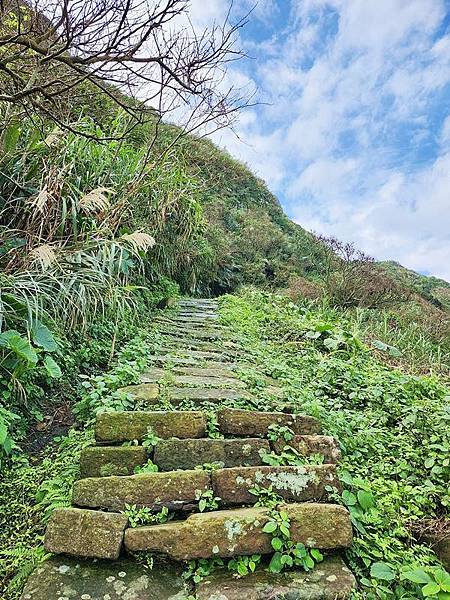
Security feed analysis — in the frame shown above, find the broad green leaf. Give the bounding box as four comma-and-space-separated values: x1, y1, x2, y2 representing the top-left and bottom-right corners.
402, 569, 433, 584
44, 355, 62, 379
0, 422, 8, 445
31, 321, 58, 352
370, 562, 396, 581
357, 490, 375, 510
422, 582, 441, 597
342, 490, 357, 506
271, 537, 283, 551
262, 521, 277, 534
7, 333, 38, 364
268, 552, 283, 573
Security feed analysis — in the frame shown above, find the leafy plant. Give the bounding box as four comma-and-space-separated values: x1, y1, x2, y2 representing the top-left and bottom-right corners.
401, 567, 450, 599
195, 489, 221, 512
122, 504, 171, 528
228, 554, 262, 577
267, 423, 295, 443
142, 426, 161, 450
134, 459, 158, 474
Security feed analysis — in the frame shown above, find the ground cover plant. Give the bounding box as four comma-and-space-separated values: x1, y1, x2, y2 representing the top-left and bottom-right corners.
218, 290, 450, 599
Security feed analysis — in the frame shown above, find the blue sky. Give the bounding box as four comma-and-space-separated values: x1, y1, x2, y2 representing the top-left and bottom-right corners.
189, 0, 450, 281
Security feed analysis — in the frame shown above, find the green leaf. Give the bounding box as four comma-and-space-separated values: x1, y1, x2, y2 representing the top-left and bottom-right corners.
422, 582, 441, 597
434, 570, 450, 591
438, 592, 450, 600
262, 521, 277, 534
31, 321, 58, 352
0, 422, 8, 445
311, 548, 323, 562
402, 569, 433, 584
268, 552, 283, 573
44, 355, 62, 379
370, 562, 396, 581
5, 332, 38, 364
271, 537, 283, 551
357, 490, 375, 511
342, 490, 357, 506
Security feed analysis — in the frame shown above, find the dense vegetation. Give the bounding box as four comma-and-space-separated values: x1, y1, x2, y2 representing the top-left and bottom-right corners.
1, 103, 449, 599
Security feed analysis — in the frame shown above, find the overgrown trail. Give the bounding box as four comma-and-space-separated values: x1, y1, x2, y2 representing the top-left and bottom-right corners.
21, 299, 356, 600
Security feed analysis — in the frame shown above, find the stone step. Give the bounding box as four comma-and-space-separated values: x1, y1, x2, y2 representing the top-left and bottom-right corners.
160, 336, 230, 352
159, 327, 230, 340
271, 435, 341, 464
20, 556, 188, 600
168, 387, 254, 404
44, 508, 128, 559
157, 348, 236, 361
73, 470, 210, 511
212, 465, 340, 505
124, 503, 353, 559
153, 438, 270, 471
176, 311, 218, 319
95, 410, 207, 443
148, 355, 236, 369
117, 383, 159, 403
80, 446, 148, 478
156, 316, 223, 326
177, 299, 218, 307
196, 555, 356, 600
218, 408, 322, 437
173, 365, 239, 377
140, 367, 246, 389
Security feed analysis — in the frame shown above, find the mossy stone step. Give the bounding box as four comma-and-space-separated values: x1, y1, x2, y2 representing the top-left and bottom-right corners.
20, 556, 188, 600
73, 470, 210, 511
212, 465, 340, 505
156, 316, 224, 327
160, 336, 230, 352
80, 446, 148, 478
153, 438, 270, 471
158, 349, 236, 361
158, 326, 229, 340
173, 365, 239, 377
218, 408, 322, 437
124, 503, 352, 559
139, 367, 246, 389
168, 387, 254, 404
44, 508, 128, 559
271, 435, 341, 463
196, 555, 356, 600
117, 383, 159, 402
95, 410, 207, 443
175, 311, 218, 319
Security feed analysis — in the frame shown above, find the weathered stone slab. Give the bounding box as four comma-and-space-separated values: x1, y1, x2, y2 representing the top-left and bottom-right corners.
79, 446, 148, 478
218, 408, 322, 437
125, 506, 271, 559
20, 556, 189, 600
154, 438, 270, 471
44, 508, 128, 559
161, 336, 225, 351
212, 465, 340, 505
72, 471, 211, 511
159, 327, 229, 340
95, 410, 207, 442
117, 383, 159, 402
141, 370, 246, 388
124, 503, 352, 559
160, 349, 234, 361
169, 388, 253, 404
272, 435, 341, 463
196, 555, 356, 599
176, 311, 218, 319
174, 365, 237, 377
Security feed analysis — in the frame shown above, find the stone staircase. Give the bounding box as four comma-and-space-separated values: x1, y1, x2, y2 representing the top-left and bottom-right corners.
22, 298, 357, 600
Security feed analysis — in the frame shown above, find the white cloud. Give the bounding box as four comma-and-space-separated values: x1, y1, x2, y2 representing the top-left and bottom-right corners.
188, 0, 450, 281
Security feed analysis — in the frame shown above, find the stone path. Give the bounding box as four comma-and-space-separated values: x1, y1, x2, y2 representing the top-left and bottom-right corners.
22, 298, 356, 600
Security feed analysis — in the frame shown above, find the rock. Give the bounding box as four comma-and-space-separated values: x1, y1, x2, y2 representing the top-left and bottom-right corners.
154, 438, 270, 471
212, 465, 340, 505
218, 408, 322, 437
169, 388, 253, 404
159, 327, 228, 340
271, 435, 341, 463
124, 503, 352, 559
173, 366, 236, 377
20, 556, 189, 600
125, 506, 271, 559
44, 508, 128, 559
95, 410, 207, 442
79, 446, 148, 478
141, 371, 246, 388
285, 503, 353, 549
139, 368, 167, 383
117, 383, 159, 402
161, 336, 225, 352
196, 555, 356, 599
423, 532, 450, 570
72, 470, 211, 511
